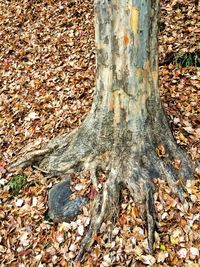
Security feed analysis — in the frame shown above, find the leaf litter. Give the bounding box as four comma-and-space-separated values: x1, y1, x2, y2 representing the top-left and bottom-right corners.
0, 0, 199, 266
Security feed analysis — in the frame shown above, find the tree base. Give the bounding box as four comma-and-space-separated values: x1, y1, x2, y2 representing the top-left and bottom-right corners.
9, 113, 195, 263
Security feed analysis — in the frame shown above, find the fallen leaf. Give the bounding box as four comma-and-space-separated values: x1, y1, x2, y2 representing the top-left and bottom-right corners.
77, 225, 84, 236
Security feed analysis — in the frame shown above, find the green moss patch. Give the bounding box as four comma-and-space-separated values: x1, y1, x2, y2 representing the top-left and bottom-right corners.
8, 173, 27, 195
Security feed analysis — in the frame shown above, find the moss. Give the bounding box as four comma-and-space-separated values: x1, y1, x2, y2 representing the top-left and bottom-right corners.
8, 172, 27, 195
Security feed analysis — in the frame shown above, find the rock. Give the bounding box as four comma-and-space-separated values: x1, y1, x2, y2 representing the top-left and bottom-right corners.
48, 179, 88, 222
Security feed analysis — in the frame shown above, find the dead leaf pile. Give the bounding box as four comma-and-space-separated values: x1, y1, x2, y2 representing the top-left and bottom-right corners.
160, 65, 200, 159
159, 0, 199, 65
0, 0, 95, 165
159, 0, 199, 160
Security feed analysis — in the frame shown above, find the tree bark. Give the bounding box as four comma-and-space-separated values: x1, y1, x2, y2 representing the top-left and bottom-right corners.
10, 0, 194, 262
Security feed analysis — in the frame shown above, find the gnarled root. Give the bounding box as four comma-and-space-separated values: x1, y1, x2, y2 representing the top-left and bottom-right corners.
8, 118, 195, 264
75, 178, 120, 262
8, 117, 112, 175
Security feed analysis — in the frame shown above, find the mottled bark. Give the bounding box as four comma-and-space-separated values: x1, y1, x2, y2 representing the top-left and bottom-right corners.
10, 0, 194, 262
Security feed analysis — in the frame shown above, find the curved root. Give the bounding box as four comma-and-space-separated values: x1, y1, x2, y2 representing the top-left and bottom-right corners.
8, 130, 74, 171
8, 121, 107, 175
75, 178, 120, 262
9, 148, 52, 170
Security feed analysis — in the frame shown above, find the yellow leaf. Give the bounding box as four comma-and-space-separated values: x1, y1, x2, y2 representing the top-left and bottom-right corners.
170, 236, 178, 245
179, 133, 187, 141
160, 244, 166, 251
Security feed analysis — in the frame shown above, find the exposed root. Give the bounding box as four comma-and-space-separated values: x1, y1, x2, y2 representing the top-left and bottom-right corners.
8, 120, 105, 175
8, 116, 195, 264
9, 148, 52, 170
75, 179, 120, 262
85, 160, 99, 190
8, 130, 74, 171
145, 184, 156, 253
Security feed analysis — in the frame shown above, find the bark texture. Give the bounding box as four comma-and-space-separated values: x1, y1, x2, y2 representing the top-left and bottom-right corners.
10, 0, 194, 262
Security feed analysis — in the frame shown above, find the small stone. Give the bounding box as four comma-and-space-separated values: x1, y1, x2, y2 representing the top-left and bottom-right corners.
48, 179, 88, 222
0, 178, 7, 185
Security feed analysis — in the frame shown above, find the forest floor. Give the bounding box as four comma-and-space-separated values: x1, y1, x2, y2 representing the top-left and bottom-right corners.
0, 0, 199, 266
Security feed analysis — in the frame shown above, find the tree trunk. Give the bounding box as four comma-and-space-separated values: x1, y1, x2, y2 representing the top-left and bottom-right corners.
10, 0, 194, 262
